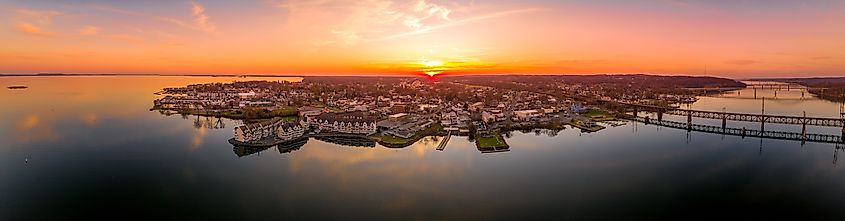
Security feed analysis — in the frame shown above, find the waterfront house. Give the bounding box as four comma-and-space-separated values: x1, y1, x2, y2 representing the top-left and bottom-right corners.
233, 118, 286, 142
276, 122, 306, 141
311, 112, 377, 135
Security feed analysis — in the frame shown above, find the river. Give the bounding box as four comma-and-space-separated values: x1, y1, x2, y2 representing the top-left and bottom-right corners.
1, 76, 844, 220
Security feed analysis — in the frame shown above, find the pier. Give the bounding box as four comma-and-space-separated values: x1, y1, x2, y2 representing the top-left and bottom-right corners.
436, 131, 452, 151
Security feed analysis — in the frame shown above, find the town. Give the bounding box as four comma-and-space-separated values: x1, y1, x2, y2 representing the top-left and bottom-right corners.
152, 75, 745, 152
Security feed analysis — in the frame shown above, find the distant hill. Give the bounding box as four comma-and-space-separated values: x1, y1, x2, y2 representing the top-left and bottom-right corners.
443, 74, 746, 89
749, 77, 845, 87
755, 77, 845, 102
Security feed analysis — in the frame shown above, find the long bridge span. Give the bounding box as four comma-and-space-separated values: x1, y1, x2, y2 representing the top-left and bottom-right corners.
616, 102, 844, 128
630, 116, 842, 144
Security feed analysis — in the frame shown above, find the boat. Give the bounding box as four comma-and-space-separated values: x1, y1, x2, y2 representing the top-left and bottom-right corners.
7, 85, 28, 89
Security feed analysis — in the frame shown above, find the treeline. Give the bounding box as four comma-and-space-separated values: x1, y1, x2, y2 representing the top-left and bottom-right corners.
759, 77, 845, 102
443, 74, 745, 88
238, 107, 298, 119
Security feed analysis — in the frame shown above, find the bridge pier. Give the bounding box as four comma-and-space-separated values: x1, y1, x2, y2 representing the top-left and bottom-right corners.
722, 117, 727, 130
658, 110, 663, 121
801, 112, 807, 141
687, 110, 692, 131
802, 123, 807, 141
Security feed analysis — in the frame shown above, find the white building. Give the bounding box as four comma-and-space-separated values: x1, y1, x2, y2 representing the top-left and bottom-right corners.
233, 118, 286, 142
513, 110, 541, 122
310, 112, 377, 135
276, 122, 306, 141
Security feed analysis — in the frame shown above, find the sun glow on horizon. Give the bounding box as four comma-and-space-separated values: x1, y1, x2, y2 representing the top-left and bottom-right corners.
1, 0, 844, 78
422, 59, 444, 67
418, 59, 447, 76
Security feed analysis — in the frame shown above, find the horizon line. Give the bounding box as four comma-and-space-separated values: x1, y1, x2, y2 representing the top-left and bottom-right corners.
2, 72, 845, 80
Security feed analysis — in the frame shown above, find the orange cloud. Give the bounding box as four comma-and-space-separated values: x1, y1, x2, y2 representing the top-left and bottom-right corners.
109, 34, 145, 44
190, 1, 216, 33
79, 25, 100, 36
15, 8, 62, 24
725, 60, 760, 66
15, 22, 54, 37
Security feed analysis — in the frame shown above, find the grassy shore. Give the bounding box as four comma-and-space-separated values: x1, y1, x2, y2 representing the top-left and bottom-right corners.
376, 124, 444, 147
568, 120, 606, 132
476, 132, 509, 150
156, 107, 299, 120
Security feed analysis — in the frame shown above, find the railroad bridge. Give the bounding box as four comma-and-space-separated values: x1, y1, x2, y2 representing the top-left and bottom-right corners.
629, 116, 843, 144
608, 101, 845, 143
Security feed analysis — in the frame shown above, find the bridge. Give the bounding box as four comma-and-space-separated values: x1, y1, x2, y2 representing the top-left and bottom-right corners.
605, 100, 845, 143
744, 83, 806, 90
618, 102, 845, 128
630, 116, 843, 144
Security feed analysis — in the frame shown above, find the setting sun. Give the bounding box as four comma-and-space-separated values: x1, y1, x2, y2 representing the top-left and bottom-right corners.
422, 60, 444, 67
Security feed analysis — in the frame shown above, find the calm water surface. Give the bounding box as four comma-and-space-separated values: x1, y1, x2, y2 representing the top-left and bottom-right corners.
2, 77, 845, 220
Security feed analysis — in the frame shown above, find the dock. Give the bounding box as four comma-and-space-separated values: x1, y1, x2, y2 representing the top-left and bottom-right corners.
436, 131, 452, 151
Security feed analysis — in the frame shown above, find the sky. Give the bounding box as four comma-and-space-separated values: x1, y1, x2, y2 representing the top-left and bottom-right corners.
1, 0, 844, 78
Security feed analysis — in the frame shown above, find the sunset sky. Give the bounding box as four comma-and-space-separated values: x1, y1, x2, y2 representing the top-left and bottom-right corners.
2, 0, 844, 78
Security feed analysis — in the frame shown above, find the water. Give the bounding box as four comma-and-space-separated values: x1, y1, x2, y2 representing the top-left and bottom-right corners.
2, 76, 845, 220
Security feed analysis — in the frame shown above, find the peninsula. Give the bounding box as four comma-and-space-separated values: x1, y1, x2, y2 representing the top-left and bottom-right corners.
151, 74, 745, 148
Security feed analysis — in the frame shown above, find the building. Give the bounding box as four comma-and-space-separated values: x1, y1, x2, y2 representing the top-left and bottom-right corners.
570, 103, 587, 113
233, 118, 286, 142
388, 113, 410, 122
384, 119, 433, 139
298, 106, 324, 118
276, 122, 306, 141
311, 111, 377, 135
513, 110, 541, 121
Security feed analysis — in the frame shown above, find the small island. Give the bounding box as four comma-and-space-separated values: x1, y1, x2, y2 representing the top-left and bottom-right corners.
7, 85, 28, 89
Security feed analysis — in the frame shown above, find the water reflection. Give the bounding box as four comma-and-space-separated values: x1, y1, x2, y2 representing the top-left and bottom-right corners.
5, 76, 845, 220
233, 137, 307, 157
312, 135, 376, 147
192, 116, 226, 129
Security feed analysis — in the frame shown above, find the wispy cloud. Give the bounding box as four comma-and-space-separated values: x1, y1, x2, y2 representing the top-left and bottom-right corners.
13, 8, 63, 37
88, 1, 216, 34
15, 9, 62, 24
88, 4, 144, 16
15, 22, 55, 37
190, 1, 216, 33
272, 0, 538, 45
725, 59, 759, 65
79, 25, 100, 36
109, 34, 145, 44
371, 7, 541, 41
